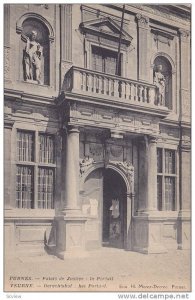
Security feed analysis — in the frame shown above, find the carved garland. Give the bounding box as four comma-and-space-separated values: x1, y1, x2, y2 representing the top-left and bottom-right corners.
114, 161, 134, 185
79, 156, 95, 176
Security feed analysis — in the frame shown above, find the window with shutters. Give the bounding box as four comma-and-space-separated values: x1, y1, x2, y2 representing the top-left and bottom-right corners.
157, 148, 177, 211
92, 46, 121, 76
16, 130, 55, 209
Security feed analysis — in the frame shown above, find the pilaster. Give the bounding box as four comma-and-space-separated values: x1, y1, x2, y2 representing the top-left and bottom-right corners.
4, 118, 14, 209
60, 4, 73, 88
177, 132, 191, 250
179, 29, 191, 122
136, 14, 150, 82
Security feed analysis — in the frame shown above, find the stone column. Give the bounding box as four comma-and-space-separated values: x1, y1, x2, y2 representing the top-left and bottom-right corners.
55, 125, 87, 259
64, 126, 80, 211
4, 118, 14, 209
179, 29, 190, 122
136, 14, 150, 82
146, 136, 157, 211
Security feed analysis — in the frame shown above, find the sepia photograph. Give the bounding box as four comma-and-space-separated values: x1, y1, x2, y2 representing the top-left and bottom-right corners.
3, 2, 191, 295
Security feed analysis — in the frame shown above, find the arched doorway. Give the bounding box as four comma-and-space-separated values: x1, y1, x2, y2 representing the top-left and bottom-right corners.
80, 163, 132, 251
102, 168, 127, 249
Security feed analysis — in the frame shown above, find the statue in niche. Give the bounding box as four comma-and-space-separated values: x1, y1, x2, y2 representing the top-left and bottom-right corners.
154, 65, 166, 106
23, 30, 43, 84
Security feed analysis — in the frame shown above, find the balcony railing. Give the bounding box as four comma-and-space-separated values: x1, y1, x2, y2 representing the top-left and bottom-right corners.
64, 66, 166, 109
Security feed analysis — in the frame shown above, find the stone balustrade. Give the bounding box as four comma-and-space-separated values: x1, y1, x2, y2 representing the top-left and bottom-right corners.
64, 66, 163, 107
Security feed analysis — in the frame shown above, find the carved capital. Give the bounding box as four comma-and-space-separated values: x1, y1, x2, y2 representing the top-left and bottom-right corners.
136, 14, 149, 28
67, 125, 80, 134
148, 136, 158, 144
4, 118, 14, 129
180, 142, 191, 152
144, 135, 158, 146
179, 29, 190, 41
180, 134, 191, 152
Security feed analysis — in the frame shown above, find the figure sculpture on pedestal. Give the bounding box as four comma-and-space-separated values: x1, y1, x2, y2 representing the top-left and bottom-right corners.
23, 30, 43, 84
154, 64, 166, 106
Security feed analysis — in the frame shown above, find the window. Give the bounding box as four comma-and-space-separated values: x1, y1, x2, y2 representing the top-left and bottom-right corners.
92, 46, 121, 76
16, 130, 55, 209
39, 134, 54, 163
16, 166, 34, 209
157, 148, 176, 211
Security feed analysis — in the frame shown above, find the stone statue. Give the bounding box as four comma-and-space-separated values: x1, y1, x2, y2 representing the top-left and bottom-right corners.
23, 30, 43, 84
154, 65, 166, 106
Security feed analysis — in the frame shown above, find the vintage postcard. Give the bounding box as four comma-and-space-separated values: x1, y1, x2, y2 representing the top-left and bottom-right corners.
4, 3, 191, 294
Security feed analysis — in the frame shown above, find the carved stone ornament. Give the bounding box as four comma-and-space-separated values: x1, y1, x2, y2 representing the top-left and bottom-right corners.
89, 143, 103, 157
179, 29, 190, 41
36, 4, 49, 9
136, 14, 149, 28
109, 160, 134, 185
79, 156, 95, 176
110, 145, 123, 158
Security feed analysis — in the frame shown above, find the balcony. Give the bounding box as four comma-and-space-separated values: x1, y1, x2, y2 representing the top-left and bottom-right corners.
63, 66, 169, 117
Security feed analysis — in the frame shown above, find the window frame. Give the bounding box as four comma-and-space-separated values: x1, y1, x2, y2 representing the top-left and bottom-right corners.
16, 129, 56, 209
84, 38, 126, 77
157, 147, 178, 211
91, 45, 122, 76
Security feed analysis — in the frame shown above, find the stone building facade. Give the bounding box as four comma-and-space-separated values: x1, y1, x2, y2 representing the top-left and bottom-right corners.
4, 4, 191, 258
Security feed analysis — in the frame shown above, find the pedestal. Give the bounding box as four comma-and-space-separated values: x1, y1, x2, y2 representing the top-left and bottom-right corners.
132, 213, 167, 254
55, 213, 87, 259
178, 210, 191, 250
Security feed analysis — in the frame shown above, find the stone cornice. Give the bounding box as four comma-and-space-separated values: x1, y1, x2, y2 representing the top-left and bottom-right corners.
61, 100, 161, 136
106, 4, 190, 30
4, 118, 14, 129
81, 4, 130, 26
4, 88, 56, 106
63, 91, 170, 119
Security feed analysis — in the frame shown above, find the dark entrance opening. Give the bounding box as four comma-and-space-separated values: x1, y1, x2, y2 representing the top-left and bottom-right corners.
102, 168, 127, 248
